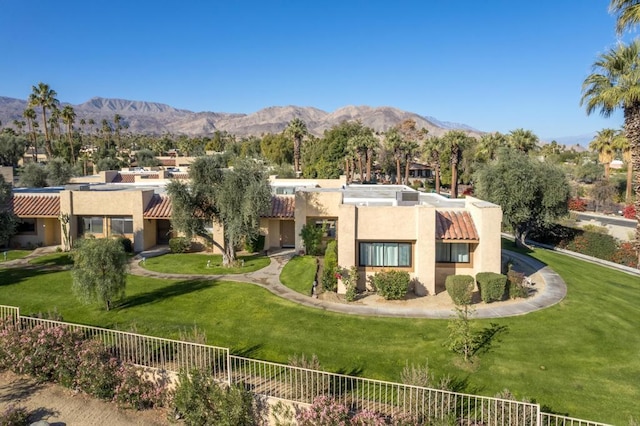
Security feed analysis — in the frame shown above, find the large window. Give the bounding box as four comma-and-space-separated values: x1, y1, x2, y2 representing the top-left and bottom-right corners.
110, 216, 133, 234
80, 216, 103, 234
359, 242, 411, 267
17, 218, 36, 234
436, 242, 470, 263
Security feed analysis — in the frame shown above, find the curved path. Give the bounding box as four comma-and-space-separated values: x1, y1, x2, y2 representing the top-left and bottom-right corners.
129, 248, 567, 319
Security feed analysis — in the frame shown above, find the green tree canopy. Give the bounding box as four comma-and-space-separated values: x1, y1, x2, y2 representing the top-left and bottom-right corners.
71, 237, 128, 311
19, 163, 48, 188
167, 156, 272, 265
46, 158, 73, 186
0, 175, 17, 247
474, 149, 570, 247
135, 149, 160, 167
0, 134, 27, 166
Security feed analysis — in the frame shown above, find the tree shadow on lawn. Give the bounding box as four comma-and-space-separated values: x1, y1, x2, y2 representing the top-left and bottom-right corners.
118, 278, 216, 310
0, 267, 67, 288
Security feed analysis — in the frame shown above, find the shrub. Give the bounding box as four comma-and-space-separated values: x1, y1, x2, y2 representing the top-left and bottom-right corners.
244, 234, 265, 253
116, 236, 133, 253
622, 204, 636, 219
567, 197, 587, 212
296, 396, 350, 426
114, 365, 168, 409
476, 272, 507, 303
299, 223, 324, 256
75, 339, 122, 400
172, 368, 260, 425
322, 240, 338, 292
611, 241, 639, 268
507, 269, 529, 299
341, 266, 359, 302
564, 231, 618, 261
169, 237, 191, 253
369, 270, 410, 300
445, 275, 474, 306
0, 404, 29, 426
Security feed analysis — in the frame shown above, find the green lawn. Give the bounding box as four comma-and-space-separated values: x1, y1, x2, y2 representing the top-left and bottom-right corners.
28, 252, 74, 266
0, 249, 31, 262
0, 246, 638, 424
280, 255, 317, 295
140, 253, 270, 275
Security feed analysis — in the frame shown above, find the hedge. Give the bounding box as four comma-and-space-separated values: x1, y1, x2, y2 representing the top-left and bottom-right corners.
244, 235, 266, 253
476, 272, 507, 303
322, 240, 338, 292
445, 275, 474, 306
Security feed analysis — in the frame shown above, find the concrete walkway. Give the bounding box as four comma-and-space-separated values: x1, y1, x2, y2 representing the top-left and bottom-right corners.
130, 247, 567, 319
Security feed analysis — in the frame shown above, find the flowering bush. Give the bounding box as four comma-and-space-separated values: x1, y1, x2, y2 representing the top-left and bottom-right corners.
622, 204, 636, 219
0, 404, 30, 426
350, 409, 388, 425
611, 242, 638, 268
114, 365, 168, 409
296, 396, 350, 425
567, 197, 587, 212
75, 339, 121, 400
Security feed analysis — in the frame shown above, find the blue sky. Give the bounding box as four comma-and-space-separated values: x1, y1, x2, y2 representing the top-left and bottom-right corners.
0, 1, 629, 139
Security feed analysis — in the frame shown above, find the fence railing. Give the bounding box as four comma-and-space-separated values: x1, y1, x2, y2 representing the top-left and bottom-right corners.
0, 305, 611, 426
17, 314, 230, 381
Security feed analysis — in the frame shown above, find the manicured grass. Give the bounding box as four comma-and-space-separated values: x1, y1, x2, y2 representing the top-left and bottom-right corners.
140, 253, 270, 275
0, 249, 31, 262
28, 252, 74, 266
280, 255, 317, 295
0, 247, 638, 424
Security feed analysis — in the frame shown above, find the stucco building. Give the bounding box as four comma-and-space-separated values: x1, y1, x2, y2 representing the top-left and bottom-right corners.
8, 173, 502, 295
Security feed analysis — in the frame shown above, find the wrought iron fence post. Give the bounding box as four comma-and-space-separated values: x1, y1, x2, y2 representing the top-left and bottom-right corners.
536, 403, 542, 426
227, 349, 232, 386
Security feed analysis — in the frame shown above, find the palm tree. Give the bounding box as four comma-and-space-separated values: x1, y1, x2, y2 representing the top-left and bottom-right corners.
285, 118, 307, 177
396, 119, 427, 185
614, 133, 634, 202
507, 128, 539, 153
384, 127, 404, 184
442, 130, 474, 198
581, 39, 640, 266
28, 82, 59, 158
423, 136, 444, 194
61, 105, 77, 165
114, 114, 123, 149
476, 132, 507, 163
610, 0, 640, 34
589, 128, 620, 179
23, 108, 37, 161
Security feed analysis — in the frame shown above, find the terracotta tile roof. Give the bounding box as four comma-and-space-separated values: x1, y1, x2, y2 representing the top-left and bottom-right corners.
10, 194, 60, 217
436, 211, 479, 241
160, 159, 175, 166
264, 195, 295, 218
143, 194, 172, 219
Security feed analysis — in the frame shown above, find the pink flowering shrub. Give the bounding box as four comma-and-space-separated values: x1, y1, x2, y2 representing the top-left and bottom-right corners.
75, 339, 122, 400
114, 365, 168, 409
296, 396, 350, 425
350, 409, 388, 425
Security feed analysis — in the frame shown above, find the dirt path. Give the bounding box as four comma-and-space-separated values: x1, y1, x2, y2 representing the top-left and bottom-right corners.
0, 371, 170, 426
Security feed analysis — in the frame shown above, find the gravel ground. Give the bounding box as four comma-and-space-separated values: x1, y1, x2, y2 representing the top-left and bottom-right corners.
0, 370, 170, 426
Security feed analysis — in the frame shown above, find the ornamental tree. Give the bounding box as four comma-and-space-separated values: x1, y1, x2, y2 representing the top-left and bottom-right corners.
71, 237, 128, 311
474, 148, 570, 248
167, 156, 272, 266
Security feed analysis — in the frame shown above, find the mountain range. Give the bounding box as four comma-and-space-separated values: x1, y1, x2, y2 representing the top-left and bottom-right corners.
0, 96, 483, 139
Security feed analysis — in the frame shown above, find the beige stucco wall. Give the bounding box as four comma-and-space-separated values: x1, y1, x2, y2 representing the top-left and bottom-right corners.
260, 218, 283, 250
270, 176, 346, 189
59, 188, 155, 252
465, 197, 503, 278
294, 191, 343, 252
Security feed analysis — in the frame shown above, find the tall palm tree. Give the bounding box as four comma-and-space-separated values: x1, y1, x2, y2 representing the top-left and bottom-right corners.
23, 108, 37, 161
442, 130, 474, 198
28, 82, 59, 158
285, 118, 307, 177
581, 39, 640, 266
610, 0, 640, 34
114, 114, 123, 149
507, 128, 539, 153
396, 119, 427, 185
61, 105, 77, 165
423, 136, 444, 194
384, 127, 404, 184
614, 133, 634, 202
475, 132, 507, 163
589, 128, 620, 179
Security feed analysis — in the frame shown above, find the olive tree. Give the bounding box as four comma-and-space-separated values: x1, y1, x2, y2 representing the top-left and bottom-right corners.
474, 148, 570, 247
167, 156, 272, 265
71, 237, 128, 311
0, 175, 17, 247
